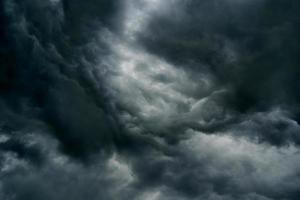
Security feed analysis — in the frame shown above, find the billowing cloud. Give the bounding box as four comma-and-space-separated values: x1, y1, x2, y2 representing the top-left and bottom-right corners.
0, 0, 299, 199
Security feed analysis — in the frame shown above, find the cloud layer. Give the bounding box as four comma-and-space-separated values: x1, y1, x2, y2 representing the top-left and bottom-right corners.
0, 0, 300, 199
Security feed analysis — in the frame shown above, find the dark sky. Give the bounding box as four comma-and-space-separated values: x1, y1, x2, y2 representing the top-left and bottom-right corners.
0, 0, 300, 199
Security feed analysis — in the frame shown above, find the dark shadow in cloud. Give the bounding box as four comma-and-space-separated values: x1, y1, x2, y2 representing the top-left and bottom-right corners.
138, 0, 300, 114
0, 0, 121, 160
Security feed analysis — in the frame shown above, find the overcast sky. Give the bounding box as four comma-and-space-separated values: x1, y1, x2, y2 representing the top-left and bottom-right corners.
0, 0, 300, 200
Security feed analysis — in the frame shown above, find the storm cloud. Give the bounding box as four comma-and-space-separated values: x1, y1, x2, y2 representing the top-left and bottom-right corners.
0, 0, 300, 200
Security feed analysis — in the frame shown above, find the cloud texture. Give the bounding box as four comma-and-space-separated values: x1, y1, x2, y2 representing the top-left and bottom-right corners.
0, 0, 300, 199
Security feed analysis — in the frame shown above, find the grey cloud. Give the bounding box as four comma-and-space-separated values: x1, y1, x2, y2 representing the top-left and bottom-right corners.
138, 0, 300, 113
0, 0, 300, 200
0, 0, 120, 159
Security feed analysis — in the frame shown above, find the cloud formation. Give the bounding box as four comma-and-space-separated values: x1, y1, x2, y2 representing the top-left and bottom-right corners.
0, 0, 300, 199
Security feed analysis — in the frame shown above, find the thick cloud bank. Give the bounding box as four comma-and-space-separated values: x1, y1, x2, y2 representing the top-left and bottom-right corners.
0, 0, 300, 199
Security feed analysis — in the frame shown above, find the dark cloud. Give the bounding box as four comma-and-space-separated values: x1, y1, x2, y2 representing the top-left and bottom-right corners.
0, 0, 120, 159
0, 0, 300, 200
139, 0, 300, 113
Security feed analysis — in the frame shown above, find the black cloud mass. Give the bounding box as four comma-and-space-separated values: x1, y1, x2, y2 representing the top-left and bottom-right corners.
0, 0, 300, 200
